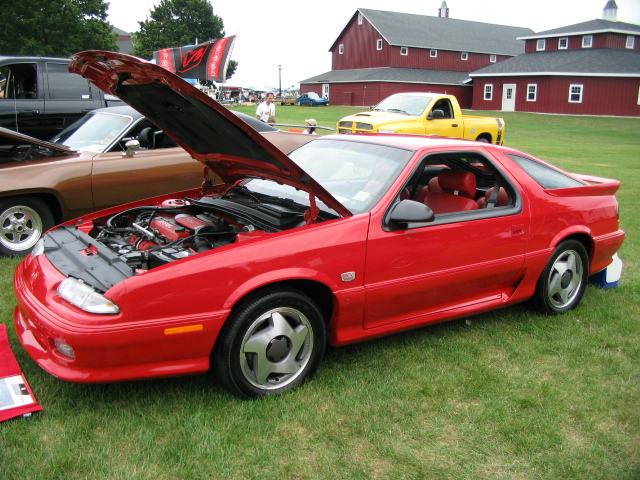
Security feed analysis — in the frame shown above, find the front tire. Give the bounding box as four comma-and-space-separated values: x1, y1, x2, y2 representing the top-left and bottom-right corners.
533, 240, 589, 314
0, 197, 54, 256
214, 288, 326, 398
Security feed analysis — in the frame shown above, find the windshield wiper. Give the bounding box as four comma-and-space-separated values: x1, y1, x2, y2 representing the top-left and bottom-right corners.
229, 185, 260, 202
385, 108, 408, 115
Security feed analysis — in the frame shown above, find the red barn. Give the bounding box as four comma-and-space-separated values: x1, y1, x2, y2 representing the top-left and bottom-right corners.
300, 7, 533, 108
471, 5, 640, 116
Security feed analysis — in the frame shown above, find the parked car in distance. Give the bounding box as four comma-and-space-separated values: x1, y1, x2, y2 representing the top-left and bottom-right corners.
0, 56, 123, 140
0, 106, 313, 256
337, 93, 505, 144
296, 92, 329, 106
13, 51, 625, 400
279, 95, 296, 105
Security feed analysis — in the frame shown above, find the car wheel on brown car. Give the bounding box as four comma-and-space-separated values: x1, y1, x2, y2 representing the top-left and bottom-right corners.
0, 197, 54, 256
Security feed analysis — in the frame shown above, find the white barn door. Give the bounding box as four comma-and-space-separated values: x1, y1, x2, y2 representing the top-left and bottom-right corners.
502, 84, 516, 112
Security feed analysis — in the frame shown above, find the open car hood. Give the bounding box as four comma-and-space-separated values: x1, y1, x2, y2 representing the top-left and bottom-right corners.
0, 126, 74, 155
69, 51, 351, 217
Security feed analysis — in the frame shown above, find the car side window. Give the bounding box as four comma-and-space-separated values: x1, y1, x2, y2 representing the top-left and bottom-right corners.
46, 62, 93, 100
391, 152, 518, 228
431, 99, 453, 119
0, 63, 38, 99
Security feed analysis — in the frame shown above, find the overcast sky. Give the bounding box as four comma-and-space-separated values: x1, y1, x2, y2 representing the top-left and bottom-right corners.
106, 0, 640, 89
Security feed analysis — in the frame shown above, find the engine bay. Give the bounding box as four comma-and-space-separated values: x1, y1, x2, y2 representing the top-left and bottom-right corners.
43, 190, 314, 292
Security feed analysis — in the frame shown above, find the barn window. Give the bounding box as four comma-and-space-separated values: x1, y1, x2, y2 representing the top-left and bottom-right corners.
582, 35, 593, 48
358, 13, 363, 25
400, 47, 408, 56
484, 84, 493, 101
339, 44, 344, 55
569, 84, 583, 103
536, 39, 546, 51
527, 84, 537, 102
558, 37, 568, 49
490, 55, 497, 63
430, 50, 438, 58
377, 39, 383, 50
461, 52, 468, 60
626, 36, 635, 49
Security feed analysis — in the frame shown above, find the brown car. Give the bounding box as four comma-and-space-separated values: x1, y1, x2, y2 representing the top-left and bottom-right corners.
0, 106, 313, 255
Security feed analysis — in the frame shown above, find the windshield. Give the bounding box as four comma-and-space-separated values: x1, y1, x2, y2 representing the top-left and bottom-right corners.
308, 92, 321, 99
373, 94, 433, 117
51, 112, 133, 153
244, 138, 413, 215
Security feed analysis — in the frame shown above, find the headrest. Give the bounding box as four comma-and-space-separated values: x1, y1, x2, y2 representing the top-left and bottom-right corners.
438, 170, 476, 198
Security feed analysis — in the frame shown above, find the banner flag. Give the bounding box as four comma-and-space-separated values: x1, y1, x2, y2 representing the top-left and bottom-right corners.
153, 36, 236, 82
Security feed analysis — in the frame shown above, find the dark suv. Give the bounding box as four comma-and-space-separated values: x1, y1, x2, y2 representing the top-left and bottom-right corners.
0, 56, 122, 140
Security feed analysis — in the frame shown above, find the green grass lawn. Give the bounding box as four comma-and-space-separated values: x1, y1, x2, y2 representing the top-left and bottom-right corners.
1, 109, 639, 480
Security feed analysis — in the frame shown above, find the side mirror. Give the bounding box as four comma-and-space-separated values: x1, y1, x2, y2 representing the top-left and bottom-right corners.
428, 109, 445, 120
388, 200, 435, 228
123, 139, 140, 157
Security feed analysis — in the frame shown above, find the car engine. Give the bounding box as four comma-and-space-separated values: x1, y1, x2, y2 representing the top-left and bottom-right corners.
93, 198, 274, 271
42, 192, 312, 292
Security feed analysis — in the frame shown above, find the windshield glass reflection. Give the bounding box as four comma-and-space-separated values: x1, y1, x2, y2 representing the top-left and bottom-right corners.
245, 138, 413, 215
52, 113, 132, 153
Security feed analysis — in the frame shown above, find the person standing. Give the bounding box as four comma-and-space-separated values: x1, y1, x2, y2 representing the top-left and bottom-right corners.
304, 118, 317, 135
256, 92, 276, 123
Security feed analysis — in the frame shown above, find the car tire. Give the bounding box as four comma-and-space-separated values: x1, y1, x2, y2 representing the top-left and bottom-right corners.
214, 287, 326, 398
309, 101, 315, 107
296, 101, 301, 106
0, 197, 54, 256
533, 239, 589, 315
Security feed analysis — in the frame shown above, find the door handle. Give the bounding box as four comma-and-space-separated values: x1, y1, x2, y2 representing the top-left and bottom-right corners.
512, 225, 526, 236
19, 110, 40, 114
451, 123, 459, 127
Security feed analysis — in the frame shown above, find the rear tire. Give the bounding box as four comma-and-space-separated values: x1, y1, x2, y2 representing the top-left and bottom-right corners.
0, 197, 54, 256
214, 288, 326, 398
533, 240, 589, 314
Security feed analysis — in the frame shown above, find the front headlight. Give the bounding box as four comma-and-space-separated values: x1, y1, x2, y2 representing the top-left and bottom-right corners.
378, 129, 397, 133
57, 278, 120, 314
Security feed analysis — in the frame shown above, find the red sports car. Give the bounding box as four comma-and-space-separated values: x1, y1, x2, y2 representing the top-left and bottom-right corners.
13, 51, 625, 399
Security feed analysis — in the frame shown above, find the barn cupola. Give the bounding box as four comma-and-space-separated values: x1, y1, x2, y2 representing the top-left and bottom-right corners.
602, 0, 618, 21
438, 1, 449, 18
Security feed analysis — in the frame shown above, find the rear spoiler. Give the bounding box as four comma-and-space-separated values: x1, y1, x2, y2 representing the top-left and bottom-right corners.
546, 174, 620, 197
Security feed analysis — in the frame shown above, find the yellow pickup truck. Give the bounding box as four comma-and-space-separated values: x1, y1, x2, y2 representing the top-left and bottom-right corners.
337, 93, 505, 144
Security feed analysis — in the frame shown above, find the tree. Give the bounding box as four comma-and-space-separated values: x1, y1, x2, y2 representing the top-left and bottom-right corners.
0, 0, 117, 57
132, 0, 237, 80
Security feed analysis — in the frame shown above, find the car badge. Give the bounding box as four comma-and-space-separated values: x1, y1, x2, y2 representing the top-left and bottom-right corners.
341, 271, 356, 282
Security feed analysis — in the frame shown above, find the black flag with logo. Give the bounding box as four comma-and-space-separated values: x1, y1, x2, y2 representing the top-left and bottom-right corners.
153, 36, 236, 82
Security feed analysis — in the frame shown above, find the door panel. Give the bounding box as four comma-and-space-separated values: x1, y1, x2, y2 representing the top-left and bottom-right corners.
91, 148, 205, 210
363, 213, 527, 329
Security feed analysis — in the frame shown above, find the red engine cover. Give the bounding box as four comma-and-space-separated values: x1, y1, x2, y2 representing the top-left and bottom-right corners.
149, 217, 190, 241
149, 214, 210, 242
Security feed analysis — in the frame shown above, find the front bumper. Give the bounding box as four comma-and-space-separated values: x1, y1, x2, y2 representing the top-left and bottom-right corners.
13, 256, 223, 383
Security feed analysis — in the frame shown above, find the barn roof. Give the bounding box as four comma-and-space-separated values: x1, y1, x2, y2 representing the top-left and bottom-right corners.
329, 9, 534, 56
300, 67, 471, 85
518, 19, 640, 40
470, 48, 640, 77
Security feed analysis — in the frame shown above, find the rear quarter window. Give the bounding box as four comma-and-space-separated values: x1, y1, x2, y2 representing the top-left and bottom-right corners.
46, 62, 93, 100
507, 153, 584, 189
